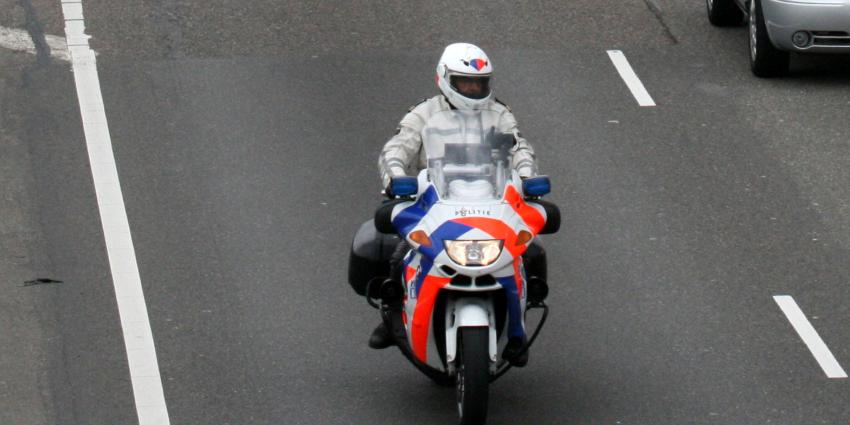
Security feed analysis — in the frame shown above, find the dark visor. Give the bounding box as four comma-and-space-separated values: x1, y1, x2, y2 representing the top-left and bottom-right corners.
450, 75, 491, 99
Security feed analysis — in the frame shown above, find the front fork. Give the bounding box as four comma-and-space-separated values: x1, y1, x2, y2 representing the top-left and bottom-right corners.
444, 296, 498, 373
442, 293, 551, 380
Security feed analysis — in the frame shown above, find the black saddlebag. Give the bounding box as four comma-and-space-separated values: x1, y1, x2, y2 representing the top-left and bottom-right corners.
348, 219, 400, 296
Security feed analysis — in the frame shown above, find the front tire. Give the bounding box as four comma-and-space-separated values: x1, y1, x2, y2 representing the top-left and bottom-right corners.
749, 0, 789, 77
456, 327, 490, 425
706, 0, 743, 26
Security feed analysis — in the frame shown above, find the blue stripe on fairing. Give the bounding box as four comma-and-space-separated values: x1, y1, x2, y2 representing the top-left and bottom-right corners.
497, 276, 526, 339
392, 185, 439, 236
412, 220, 474, 297
402, 250, 414, 270
411, 257, 433, 298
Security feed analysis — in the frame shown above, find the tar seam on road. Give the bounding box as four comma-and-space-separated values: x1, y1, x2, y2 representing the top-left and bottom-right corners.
21, 278, 64, 287
642, 0, 679, 45
18, 0, 51, 65
607, 50, 657, 107
60, 1, 173, 424
773, 295, 848, 379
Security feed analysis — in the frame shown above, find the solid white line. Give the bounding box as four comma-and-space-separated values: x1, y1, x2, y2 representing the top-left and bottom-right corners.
0, 25, 70, 62
61, 1, 172, 424
773, 295, 847, 379
606, 50, 656, 107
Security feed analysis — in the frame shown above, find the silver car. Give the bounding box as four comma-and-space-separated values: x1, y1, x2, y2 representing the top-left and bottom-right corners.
707, 0, 850, 77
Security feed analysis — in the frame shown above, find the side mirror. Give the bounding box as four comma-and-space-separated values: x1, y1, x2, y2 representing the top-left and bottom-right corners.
522, 176, 551, 198
374, 200, 405, 234
531, 199, 560, 234
387, 176, 418, 198
526, 276, 549, 305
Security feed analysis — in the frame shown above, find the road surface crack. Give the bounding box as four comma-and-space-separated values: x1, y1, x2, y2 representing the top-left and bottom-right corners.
643, 0, 679, 45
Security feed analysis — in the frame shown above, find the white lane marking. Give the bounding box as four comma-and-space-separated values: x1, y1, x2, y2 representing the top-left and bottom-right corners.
773, 295, 847, 379
0, 25, 70, 62
61, 1, 172, 424
607, 50, 656, 107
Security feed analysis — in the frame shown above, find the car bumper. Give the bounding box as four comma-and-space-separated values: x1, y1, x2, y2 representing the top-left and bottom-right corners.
763, 0, 850, 52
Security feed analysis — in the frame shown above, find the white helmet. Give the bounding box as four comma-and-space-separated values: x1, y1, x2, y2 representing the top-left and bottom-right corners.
436, 43, 494, 110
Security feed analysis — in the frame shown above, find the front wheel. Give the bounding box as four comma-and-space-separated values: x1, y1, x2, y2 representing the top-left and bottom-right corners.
749, 0, 789, 77
706, 0, 743, 26
456, 327, 490, 425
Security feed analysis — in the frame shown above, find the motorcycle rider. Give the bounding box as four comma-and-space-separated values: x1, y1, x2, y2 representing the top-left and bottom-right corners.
370, 43, 540, 365
378, 42, 536, 190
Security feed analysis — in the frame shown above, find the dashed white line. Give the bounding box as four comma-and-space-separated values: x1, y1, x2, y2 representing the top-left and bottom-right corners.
61, 1, 172, 424
773, 295, 847, 379
607, 50, 656, 107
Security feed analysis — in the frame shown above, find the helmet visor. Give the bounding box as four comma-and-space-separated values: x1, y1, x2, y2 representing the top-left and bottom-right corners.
450, 75, 491, 100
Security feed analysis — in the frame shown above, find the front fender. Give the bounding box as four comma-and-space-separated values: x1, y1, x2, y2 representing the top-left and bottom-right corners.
444, 297, 497, 364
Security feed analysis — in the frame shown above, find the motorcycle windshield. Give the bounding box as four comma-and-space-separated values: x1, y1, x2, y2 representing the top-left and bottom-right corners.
422, 109, 513, 201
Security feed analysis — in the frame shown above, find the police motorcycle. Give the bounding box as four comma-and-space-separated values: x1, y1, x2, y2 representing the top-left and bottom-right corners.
348, 108, 560, 425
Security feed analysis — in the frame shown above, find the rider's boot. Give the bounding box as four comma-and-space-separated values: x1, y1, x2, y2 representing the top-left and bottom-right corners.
368, 241, 409, 350
503, 336, 529, 367
368, 279, 403, 349
368, 322, 395, 349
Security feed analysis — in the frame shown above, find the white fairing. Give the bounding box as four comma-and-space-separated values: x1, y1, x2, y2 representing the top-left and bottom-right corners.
445, 298, 498, 365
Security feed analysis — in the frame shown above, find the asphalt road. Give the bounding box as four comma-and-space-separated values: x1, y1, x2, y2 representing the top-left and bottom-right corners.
2, 0, 850, 424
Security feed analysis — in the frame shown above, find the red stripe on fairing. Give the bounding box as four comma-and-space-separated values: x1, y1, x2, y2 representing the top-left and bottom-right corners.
453, 217, 525, 258
405, 266, 416, 283
513, 257, 524, 299
411, 275, 451, 362
503, 185, 546, 234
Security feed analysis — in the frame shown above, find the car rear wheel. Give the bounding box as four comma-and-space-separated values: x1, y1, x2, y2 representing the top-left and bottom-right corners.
749, 0, 789, 77
706, 0, 743, 26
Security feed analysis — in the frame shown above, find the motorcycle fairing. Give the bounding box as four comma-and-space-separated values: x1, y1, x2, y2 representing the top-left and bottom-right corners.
391, 185, 439, 236
403, 220, 477, 363
390, 184, 548, 367
503, 184, 546, 234
410, 274, 452, 363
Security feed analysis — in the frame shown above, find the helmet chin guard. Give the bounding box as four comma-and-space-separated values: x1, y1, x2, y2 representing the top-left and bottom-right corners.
436, 43, 494, 110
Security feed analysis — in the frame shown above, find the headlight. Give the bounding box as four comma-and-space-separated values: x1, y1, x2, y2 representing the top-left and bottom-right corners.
444, 240, 504, 266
